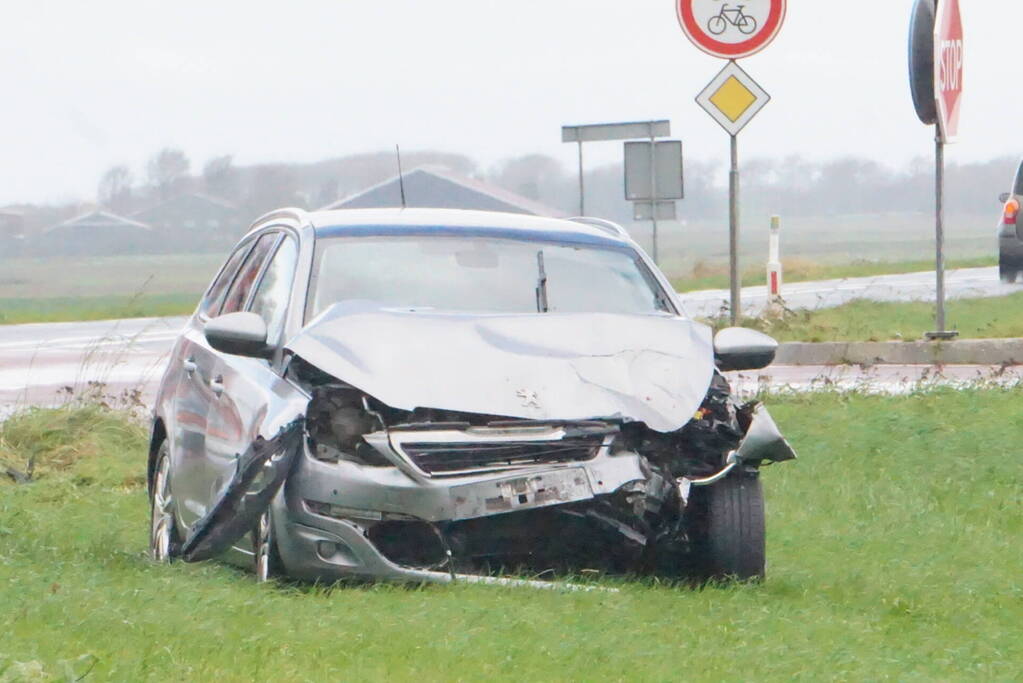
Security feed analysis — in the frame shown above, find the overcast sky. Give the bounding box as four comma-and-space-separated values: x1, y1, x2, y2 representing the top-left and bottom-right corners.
0, 1, 1010, 205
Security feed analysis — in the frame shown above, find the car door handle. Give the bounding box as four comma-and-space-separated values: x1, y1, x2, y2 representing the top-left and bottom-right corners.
183, 358, 197, 374
210, 376, 225, 396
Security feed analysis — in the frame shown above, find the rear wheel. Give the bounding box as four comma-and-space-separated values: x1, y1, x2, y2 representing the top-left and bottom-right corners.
1000, 254, 1020, 283
688, 473, 765, 581
149, 443, 180, 562
253, 509, 283, 583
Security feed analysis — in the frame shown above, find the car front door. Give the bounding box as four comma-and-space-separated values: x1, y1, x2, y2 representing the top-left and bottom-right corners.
202, 232, 305, 552
169, 239, 254, 528
176, 232, 279, 527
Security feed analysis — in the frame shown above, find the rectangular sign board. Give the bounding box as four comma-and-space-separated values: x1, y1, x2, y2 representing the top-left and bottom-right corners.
624, 140, 684, 201
633, 201, 677, 222
562, 120, 670, 143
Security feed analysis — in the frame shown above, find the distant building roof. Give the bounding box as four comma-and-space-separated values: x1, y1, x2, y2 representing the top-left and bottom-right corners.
44, 209, 151, 234
133, 192, 237, 218
320, 166, 565, 218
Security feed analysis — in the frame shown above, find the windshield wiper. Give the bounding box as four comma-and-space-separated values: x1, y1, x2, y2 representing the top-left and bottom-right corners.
535, 250, 549, 313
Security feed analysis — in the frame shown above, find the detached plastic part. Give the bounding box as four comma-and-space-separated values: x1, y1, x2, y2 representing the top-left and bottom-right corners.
179, 418, 305, 563
734, 403, 797, 464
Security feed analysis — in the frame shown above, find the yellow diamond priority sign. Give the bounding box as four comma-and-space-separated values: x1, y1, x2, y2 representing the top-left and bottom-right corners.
696, 61, 770, 136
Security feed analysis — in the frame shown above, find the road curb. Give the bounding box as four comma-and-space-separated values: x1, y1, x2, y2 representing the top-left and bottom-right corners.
775, 338, 1023, 366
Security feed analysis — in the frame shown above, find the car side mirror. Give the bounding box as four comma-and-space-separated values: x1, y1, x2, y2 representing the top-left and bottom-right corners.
1000, 192, 1011, 204
713, 327, 778, 371
205, 312, 273, 358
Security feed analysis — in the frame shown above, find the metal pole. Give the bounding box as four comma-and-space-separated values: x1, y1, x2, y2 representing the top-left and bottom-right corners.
935, 138, 945, 332
577, 141, 585, 216
650, 131, 659, 265
729, 134, 741, 326
926, 136, 957, 339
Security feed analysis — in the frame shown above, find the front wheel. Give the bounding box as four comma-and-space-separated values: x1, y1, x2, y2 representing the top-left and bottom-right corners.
149, 443, 180, 562
688, 473, 765, 581
253, 509, 283, 583
738, 15, 758, 35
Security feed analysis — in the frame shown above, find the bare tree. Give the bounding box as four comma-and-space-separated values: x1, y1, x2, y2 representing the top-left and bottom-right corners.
247, 164, 304, 215
489, 154, 567, 202
147, 148, 191, 200
97, 165, 133, 213
202, 155, 239, 200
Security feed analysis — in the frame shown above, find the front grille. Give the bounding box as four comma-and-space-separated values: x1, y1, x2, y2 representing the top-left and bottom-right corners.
401, 436, 604, 475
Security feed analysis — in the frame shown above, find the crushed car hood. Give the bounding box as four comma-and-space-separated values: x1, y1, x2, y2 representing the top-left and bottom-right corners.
287, 303, 715, 433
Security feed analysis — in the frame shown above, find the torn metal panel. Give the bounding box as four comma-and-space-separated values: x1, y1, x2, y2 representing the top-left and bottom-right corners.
180, 417, 305, 562
286, 302, 715, 433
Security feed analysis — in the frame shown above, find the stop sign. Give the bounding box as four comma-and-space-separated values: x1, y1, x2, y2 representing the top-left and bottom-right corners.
935, 0, 963, 142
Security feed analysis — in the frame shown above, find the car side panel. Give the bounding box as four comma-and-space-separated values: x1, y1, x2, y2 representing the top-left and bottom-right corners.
203, 355, 309, 553
165, 319, 222, 529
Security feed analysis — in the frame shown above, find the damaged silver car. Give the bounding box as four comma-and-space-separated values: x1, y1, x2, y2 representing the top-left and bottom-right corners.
148, 208, 795, 584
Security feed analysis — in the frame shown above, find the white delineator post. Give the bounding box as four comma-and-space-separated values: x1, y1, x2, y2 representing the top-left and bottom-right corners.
766, 215, 782, 312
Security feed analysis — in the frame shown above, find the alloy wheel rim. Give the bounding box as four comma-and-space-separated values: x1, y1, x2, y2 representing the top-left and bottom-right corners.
150, 456, 173, 562
255, 512, 271, 582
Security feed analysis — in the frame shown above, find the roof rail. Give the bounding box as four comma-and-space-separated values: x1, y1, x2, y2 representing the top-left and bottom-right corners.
567, 216, 631, 239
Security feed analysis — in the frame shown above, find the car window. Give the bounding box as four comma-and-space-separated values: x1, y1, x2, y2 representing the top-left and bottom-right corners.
220, 233, 279, 316
199, 242, 253, 317
309, 235, 672, 318
1014, 160, 1023, 196
248, 237, 298, 343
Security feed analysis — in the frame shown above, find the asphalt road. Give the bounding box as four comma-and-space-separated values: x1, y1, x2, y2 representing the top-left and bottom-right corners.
680, 265, 1021, 318
0, 316, 187, 418
2, 264, 1021, 417
3, 300, 1022, 419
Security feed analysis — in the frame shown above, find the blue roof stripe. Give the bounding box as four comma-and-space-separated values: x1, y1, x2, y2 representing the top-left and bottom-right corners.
314, 224, 629, 249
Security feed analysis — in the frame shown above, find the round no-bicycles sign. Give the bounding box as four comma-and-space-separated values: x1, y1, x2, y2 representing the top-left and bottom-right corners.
676, 0, 787, 60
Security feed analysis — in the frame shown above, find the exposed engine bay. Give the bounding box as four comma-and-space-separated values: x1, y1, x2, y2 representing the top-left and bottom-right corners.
295, 358, 794, 578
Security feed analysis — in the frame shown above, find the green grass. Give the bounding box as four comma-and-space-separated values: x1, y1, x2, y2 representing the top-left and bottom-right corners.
0, 293, 198, 325
0, 252, 219, 324
728, 292, 1023, 342
2, 391, 1022, 680
672, 256, 996, 293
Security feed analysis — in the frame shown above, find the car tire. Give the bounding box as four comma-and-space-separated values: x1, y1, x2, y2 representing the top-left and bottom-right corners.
149, 442, 180, 562
688, 473, 765, 582
253, 509, 283, 583
999, 255, 1019, 283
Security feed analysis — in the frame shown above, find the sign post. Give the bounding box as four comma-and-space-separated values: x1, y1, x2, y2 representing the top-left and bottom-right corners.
561, 120, 670, 217
910, 0, 963, 340
624, 139, 684, 264
678, 0, 785, 325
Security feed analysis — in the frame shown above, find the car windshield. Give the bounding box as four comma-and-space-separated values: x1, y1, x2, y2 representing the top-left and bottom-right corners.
308, 234, 673, 319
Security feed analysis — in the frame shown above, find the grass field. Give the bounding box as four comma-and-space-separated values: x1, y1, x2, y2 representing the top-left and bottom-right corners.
672, 255, 996, 293
0, 253, 219, 325
634, 211, 996, 279
2, 390, 1022, 680
0, 293, 198, 325
727, 291, 1023, 342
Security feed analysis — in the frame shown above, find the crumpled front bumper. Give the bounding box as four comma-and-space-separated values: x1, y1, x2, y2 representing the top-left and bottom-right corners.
273, 404, 796, 583
274, 438, 649, 582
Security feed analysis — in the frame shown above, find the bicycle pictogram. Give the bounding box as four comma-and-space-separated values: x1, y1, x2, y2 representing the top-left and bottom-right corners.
706, 3, 758, 36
